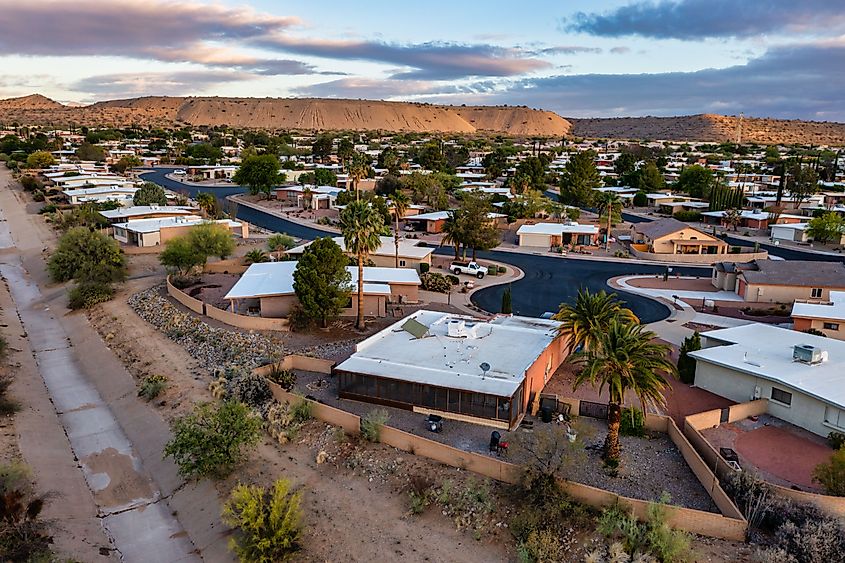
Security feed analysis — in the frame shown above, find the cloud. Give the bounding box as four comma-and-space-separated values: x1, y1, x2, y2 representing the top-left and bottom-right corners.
565, 0, 845, 40
259, 36, 551, 80
292, 78, 493, 99
453, 41, 845, 120
71, 71, 253, 99
0, 1, 550, 81
534, 46, 602, 56
609, 46, 631, 54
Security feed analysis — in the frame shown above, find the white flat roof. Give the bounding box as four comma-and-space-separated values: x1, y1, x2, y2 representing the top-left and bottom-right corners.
288, 236, 434, 259
335, 310, 562, 396
689, 323, 845, 409
115, 216, 239, 234
100, 205, 195, 219
224, 262, 418, 300
792, 291, 845, 323
64, 186, 139, 197
517, 222, 599, 235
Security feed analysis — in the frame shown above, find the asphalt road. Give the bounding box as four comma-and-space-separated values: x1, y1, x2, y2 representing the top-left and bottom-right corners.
139, 168, 841, 321
139, 167, 247, 200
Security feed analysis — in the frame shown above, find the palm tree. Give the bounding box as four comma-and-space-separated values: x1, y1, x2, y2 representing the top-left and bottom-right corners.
554, 289, 637, 354
391, 191, 410, 268
440, 211, 464, 261
595, 191, 622, 251
302, 186, 314, 210
244, 249, 270, 264
340, 201, 384, 330
348, 154, 369, 202
196, 192, 216, 218
572, 320, 677, 464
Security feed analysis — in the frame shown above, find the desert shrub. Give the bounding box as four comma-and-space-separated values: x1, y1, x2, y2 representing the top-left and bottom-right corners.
722, 471, 774, 534
0, 335, 6, 360
620, 407, 645, 437
227, 373, 273, 410
169, 275, 198, 290
760, 517, 845, 563
730, 246, 742, 254
633, 191, 648, 206
244, 249, 270, 264
286, 304, 312, 331
597, 494, 691, 562
265, 399, 312, 444
137, 374, 168, 401
812, 447, 845, 496
447, 274, 460, 285
418, 262, 430, 273
32, 190, 45, 202
221, 479, 303, 562
0, 376, 20, 416
420, 272, 451, 293
360, 408, 389, 442
433, 478, 495, 536
164, 400, 261, 479
267, 366, 296, 390
38, 203, 58, 214
19, 175, 42, 192
828, 432, 845, 450
407, 475, 434, 515
67, 281, 115, 310
0, 463, 53, 561
267, 233, 296, 253
518, 528, 567, 563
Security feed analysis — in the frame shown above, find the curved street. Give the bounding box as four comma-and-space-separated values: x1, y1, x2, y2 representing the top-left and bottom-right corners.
141, 168, 841, 322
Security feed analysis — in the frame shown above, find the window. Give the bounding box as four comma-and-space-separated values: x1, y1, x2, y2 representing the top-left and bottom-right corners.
399, 260, 406, 267
811, 288, 823, 299
823, 322, 840, 331
825, 406, 845, 430
771, 387, 792, 406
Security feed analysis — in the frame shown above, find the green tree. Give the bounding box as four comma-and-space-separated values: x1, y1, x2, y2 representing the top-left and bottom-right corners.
348, 153, 371, 201
244, 249, 269, 264
787, 164, 819, 204
806, 212, 845, 244
313, 168, 338, 187
337, 138, 355, 169
159, 236, 205, 276
572, 321, 677, 464
501, 286, 512, 314
554, 289, 637, 354
267, 233, 295, 256
25, 150, 55, 169
515, 156, 547, 190
164, 401, 261, 479
188, 222, 235, 260
234, 154, 285, 198
132, 182, 167, 206
722, 208, 742, 231
222, 479, 303, 563
292, 238, 351, 328
75, 142, 105, 161
459, 191, 500, 260
560, 150, 600, 206
196, 192, 221, 218
111, 155, 141, 174
675, 165, 715, 199
390, 191, 410, 268
595, 191, 622, 251
48, 227, 127, 285
340, 201, 384, 330
311, 135, 334, 161
440, 211, 465, 261
184, 142, 222, 163
378, 148, 402, 176
678, 332, 701, 384
631, 161, 665, 193
614, 153, 637, 184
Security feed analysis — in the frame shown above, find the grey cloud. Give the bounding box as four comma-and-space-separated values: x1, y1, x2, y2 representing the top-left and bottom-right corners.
609, 46, 631, 54
565, 0, 845, 40
456, 41, 845, 120
535, 46, 602, 55
259, 37, 551, 80
292, 78, 491, 99
71, 71, 253, 99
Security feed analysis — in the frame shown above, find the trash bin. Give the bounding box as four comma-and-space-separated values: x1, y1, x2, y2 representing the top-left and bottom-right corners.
540, 406, 553, 423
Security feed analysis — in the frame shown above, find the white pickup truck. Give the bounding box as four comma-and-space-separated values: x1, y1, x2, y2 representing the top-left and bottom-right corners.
450, 261, 488, 279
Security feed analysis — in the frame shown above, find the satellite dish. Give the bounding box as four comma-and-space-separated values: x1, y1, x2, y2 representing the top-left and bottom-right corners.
480, 362, 490, 379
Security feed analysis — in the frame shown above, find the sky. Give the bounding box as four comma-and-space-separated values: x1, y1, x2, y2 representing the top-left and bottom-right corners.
1, 0, 844, 120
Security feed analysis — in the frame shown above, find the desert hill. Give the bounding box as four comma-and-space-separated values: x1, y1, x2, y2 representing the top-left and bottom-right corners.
0, 95, 571, 136
2, 94, 845, 145
567, 114, 845, 146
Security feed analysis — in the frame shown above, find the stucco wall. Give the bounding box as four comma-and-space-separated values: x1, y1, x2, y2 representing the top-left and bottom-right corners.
630, 247, 767, 264
166, 277, 205, 314
523, 334, 568, 412
649, 229, 721, 254
205, 303, 289, 331
742, 283, 845, 303
792, 317, 845, 340
259, 295, 297, 318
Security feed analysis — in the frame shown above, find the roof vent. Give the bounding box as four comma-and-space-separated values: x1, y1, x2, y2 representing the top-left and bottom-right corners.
793, 344, 826, 365
447, 319, 467, 338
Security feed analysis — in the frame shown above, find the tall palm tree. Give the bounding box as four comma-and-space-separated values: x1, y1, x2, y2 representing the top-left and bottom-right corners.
348, 154, 369, 202
391, 191, 410, 268
302, 186, 314, 210
554, 289, 638, 354
572, 320, 677, 464
595, 191, 622, 251
340, 201, 384, 330
440, 210, 464, 261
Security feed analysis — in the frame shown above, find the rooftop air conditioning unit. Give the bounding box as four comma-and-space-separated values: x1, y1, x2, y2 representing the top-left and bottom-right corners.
447, 319, 467, 338
793, 344, 825, 365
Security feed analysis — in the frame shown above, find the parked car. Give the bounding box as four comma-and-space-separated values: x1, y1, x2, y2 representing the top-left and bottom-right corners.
173, 169, 187, 176
450, 261, 488, 279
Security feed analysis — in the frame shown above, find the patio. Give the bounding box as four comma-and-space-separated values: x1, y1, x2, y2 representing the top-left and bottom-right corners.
701, 414, 834, 492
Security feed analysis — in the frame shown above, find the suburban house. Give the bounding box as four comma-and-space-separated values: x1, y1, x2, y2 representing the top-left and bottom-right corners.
51, 174, 134, 190
732, 260, 845, 303
701, 210, 807, 230
113, 216, 248, 247
334, 310, 567, 430
792, 291, 845, 340
403, 210, 507, 234
223, 262, 420, 318
274, 185, 344, 210
770, 222, 845, 245
287, 236, 433, 271
184, 165, 238, 180
99, 205, 198, 224
63, 185, 140, 206
645, 193, 690, 208
630, 218, 729, 256
689, 324, 845, 438
657, 201, 709, 215
516, 222, 599, 248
